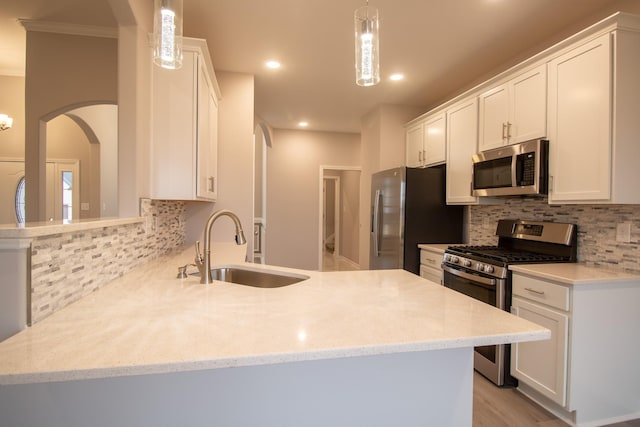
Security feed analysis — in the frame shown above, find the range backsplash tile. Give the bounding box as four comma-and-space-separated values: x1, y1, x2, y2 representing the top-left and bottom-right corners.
468, 198, 640, 274
30, 199, 185, 324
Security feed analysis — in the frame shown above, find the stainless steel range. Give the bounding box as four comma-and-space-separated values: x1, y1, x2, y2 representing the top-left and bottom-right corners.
442, 219, 577, 386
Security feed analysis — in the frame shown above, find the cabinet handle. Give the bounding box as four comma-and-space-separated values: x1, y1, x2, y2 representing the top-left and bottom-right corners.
502, 123, 507, 140
506, 122, 512, 139
549, 175, 553, 194
208, 177, 215, 192
418, 150, 422, 162
524, 287, 545, 295
422, 149, 427, 163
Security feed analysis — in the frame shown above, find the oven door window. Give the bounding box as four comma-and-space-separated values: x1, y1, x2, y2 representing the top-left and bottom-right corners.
443, 269, 496, 306
443, 269, 498, 363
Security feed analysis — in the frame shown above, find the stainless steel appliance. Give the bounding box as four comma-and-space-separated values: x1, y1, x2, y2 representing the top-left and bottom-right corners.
442, 219, 577, 386
472, 139, 548, 197
370, 165, 463, 274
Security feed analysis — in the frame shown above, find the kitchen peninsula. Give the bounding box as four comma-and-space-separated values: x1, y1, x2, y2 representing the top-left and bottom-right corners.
0, 248, 548, 427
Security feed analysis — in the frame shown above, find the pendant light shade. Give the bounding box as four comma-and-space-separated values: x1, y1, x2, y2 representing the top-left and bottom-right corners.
153, 0, 183, 69
354, 3, 380, 87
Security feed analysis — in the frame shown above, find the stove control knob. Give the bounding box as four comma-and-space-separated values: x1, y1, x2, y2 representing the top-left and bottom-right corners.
452, 256, 460, 264
476, 263, 483, 271
484, 265, 495, 274
463, 259, 472, 267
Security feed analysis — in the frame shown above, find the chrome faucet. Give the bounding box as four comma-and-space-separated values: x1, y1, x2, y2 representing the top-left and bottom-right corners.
195, 209, 247, 284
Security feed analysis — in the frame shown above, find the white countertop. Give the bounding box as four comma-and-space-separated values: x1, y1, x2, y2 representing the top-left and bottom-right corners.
0, 248, 549, 386
510, 263, 640, 285
0, 217, 144, 238
418, 243, 458, 253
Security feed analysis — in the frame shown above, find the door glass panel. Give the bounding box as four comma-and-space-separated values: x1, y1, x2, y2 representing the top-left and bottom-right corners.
62, 171, 73, 222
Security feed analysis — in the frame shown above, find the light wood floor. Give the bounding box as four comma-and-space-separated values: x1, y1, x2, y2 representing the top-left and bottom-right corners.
473, 372, 640, 427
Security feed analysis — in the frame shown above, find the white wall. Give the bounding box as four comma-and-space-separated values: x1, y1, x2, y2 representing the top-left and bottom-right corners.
0, 76, 24, 160
184, 72, 255, 260
24, 31, 118, 221
266, 129, 360, 270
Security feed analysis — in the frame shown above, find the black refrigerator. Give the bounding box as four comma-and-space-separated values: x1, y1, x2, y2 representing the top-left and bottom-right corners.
369, 165, 463, 274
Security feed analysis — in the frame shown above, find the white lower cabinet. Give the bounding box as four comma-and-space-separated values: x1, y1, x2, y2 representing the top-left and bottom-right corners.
511, 295, 568, 406
419, 248, 443, 284
510, 268, 640, 426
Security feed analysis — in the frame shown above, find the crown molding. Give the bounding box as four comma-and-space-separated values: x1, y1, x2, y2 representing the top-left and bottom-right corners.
18, 19, 118, 39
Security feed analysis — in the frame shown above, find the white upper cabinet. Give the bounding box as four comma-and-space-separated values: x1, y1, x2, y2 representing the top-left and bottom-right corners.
405, 122, 424, 168
150, 38, 220, 202
405, 112, 446, 168
404, 12, 640, 206
547, 28, 640, 204
478, 64, 546, 151
446, 98, 478, 204
196, 59, 218, 200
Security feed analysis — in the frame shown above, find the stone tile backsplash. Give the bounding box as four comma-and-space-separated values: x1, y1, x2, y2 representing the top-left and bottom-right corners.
30, 199, 185, 324
468, 198, 640, 274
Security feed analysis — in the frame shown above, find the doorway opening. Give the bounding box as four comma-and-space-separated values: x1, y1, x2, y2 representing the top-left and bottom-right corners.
253, 122, 271, 264
319, 166, 361, 271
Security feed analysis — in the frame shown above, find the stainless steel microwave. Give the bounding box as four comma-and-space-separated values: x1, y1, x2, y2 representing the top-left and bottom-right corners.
472, 139, 548, 197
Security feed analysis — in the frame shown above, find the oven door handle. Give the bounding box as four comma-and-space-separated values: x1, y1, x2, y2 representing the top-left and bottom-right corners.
442, 265, 496, 287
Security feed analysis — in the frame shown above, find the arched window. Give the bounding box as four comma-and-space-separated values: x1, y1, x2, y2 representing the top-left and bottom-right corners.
15, 176, 25, 224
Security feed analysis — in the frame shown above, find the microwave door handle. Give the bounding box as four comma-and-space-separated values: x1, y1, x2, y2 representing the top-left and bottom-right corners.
511, 153, 518, 187
442, 265, 496, 287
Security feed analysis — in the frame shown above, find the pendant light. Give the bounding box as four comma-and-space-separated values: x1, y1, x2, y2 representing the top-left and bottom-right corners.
354, 1, 380, 86
153, 0, 183, 69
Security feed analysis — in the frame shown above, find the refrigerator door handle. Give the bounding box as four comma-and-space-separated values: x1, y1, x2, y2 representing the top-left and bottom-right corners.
372, 189, 382, 256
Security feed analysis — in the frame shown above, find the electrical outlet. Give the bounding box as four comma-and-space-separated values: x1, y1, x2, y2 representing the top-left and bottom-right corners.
616, 222, 631, 243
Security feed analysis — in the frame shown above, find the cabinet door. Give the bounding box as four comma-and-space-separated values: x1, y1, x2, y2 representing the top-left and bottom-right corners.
511, 296, 569, 407
423, 113, 446, 165
446, 98, 478, 204
510, 65, 546, 144
478, 84, 509, 151
196, 60, 218, 201
547, 33, 612, 203
419, 265, 442, 285
406, 123, 424, 167
151, 51, 197, 199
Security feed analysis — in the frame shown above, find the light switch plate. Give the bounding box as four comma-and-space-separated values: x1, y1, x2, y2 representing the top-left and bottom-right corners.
616, 222, 631, 243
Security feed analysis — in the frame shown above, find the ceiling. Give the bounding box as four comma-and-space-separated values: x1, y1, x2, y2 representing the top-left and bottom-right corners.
0, 0, 630, 133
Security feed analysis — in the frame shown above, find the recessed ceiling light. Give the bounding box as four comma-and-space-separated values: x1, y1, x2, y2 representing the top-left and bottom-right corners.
389, 73, 404, 81
265, 60, 281, 69
298, 121, 309, 127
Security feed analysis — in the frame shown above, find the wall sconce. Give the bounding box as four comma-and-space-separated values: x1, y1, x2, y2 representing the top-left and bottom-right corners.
354, 1, 380, 87
0, 114, 13, 131
153, 0, 183, 69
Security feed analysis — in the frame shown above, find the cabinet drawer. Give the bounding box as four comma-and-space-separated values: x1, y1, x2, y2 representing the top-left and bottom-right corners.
420, 265, 442, 285
420, 250, 442, 269
512, 274, 570, 311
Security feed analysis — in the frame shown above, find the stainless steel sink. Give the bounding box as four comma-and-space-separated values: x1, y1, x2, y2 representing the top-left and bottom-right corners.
206, 266, 309, 288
